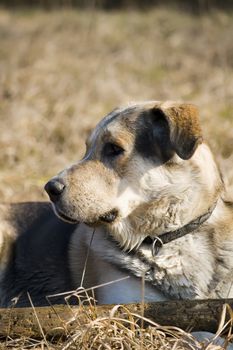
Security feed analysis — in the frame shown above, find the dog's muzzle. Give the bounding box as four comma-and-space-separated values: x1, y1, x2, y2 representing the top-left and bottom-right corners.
45, 178, 118, 225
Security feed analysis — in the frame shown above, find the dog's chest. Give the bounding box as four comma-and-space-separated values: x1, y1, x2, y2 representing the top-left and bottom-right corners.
89, 231, 215, 299
137, 246, 197, 299
120, 233, 216, 299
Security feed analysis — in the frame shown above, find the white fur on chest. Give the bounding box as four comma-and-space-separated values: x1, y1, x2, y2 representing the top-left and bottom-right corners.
78, 227, 215, 300
101, 230, 216, 299
137, 232, 215, 299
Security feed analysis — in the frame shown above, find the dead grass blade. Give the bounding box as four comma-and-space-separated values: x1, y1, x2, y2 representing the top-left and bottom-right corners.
27, 293, 50, 349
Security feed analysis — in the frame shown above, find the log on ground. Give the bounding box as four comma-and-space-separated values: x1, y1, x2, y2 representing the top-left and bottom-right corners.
0, 298, 232, 339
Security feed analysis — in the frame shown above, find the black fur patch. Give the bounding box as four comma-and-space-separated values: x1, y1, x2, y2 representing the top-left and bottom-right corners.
1, 203, 77, 307
135, 109, 174, 163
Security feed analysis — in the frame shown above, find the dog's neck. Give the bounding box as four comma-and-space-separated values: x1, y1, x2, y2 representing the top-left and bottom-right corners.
140, 202, 217, 255
109, 192, 221, 252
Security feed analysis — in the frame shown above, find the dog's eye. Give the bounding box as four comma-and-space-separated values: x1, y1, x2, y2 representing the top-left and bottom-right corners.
103, 142, 124, 158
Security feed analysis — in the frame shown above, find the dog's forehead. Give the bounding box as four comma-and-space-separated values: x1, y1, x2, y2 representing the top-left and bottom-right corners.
88, 106, 134, 144
89, 103, 157, 145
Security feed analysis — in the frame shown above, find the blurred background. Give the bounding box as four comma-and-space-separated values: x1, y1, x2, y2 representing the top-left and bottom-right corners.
0, 0, 233, 202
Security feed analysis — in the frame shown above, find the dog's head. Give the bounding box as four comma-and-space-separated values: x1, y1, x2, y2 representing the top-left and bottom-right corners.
45, 101, 223, 250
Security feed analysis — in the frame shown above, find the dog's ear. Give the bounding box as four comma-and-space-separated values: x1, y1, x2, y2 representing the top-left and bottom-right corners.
152, 104, 203, 160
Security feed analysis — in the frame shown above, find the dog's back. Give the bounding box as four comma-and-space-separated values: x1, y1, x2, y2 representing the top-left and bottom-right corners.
0, 203, 75, 306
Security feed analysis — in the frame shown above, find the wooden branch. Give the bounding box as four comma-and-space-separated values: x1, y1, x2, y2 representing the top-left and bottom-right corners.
0, 299, 232, 339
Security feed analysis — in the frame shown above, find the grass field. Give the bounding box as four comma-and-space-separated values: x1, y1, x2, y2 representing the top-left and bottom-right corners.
0, 5, 233, 349
0, 6, 233, 202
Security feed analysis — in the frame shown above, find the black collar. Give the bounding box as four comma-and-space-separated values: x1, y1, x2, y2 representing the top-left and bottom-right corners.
141, 203, 216, 256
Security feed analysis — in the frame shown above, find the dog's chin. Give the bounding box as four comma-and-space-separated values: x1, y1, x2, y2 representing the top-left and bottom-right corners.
52, 204, 119, 227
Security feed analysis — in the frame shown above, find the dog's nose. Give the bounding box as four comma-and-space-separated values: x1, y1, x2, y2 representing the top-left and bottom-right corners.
44, 179, 65, 201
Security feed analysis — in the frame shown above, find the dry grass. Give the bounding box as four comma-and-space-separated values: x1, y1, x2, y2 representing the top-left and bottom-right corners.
0, 5, 233, 349
1, 293, 232, 349
0, 6, 233, 201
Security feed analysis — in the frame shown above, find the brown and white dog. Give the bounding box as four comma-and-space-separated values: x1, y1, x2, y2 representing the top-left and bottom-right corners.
1, 101, 233, 307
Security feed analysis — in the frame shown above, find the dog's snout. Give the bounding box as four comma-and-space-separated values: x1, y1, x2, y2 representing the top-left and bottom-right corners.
44, 179, 65, 201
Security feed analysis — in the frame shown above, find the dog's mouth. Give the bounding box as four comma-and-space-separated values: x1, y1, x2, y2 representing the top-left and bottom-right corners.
84, 209, 119, 226
55, 208, 79, 225
99, 209, 119, 223
54, 206, 118, 226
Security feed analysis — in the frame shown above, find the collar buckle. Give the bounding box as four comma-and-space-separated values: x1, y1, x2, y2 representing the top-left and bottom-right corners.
152, 236, 164, 256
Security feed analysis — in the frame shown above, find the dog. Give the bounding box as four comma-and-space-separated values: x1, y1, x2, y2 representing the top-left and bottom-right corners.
1, 101, 233, 307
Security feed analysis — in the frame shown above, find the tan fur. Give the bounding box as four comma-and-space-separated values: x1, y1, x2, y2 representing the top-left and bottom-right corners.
166, 104, 202, 138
